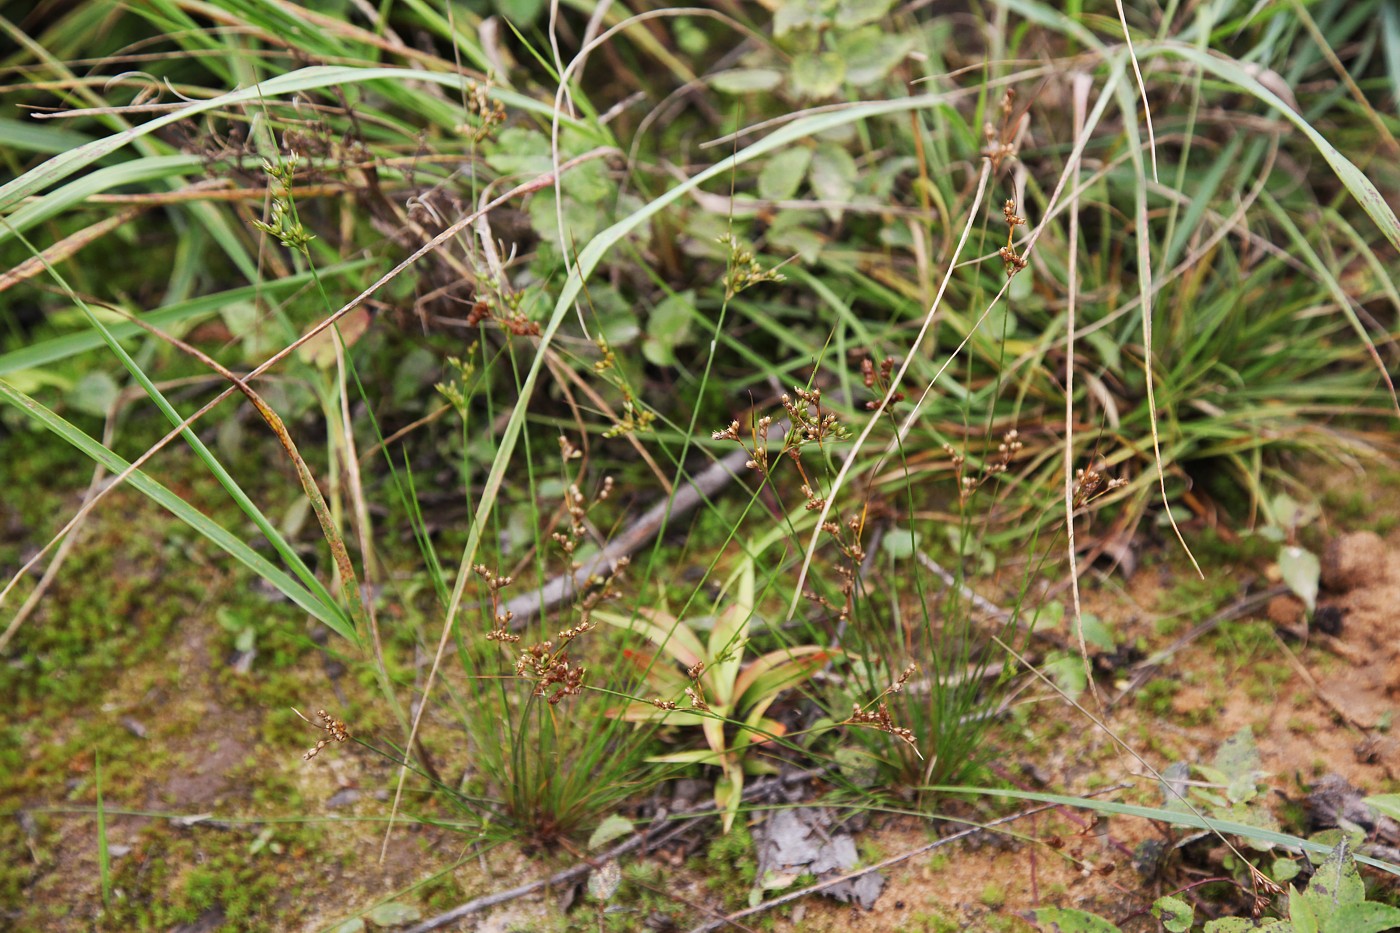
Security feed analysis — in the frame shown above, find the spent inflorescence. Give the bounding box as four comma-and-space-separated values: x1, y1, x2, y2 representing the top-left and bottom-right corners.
862, 356, 906, 414
294, 707, 351, 761
1072, 461, 1127, 509
844, 663, 923, 756
712, 386, 868, 618
946, 428, 1023, 507
982, 88, 1022, 172
847, 702, 918, 755
477, 564, 520, 643
998, 199, 1029, 277
458, 79, 506, 142
549, 468, 616, 566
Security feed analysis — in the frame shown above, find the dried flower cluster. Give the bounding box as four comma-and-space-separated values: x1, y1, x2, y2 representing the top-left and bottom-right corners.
998, 199, 1028, 277
476, 564, 520, 643
845, 663, 922, 757
295, 707, 351, 761
982, 88, 1022, 170
548, 469, 616, 570
946, 428, 1023, 507
458, 79, 506, 142
861, 356, 905, 413
847, 702, 918, 754
715, 387, 876, 622
1072, 462, 1127, 509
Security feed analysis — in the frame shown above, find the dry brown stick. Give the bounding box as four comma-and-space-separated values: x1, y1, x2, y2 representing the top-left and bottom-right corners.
913, 549, 1011, 622
685, 801, 1061, 933
0, 207, 147, 294
397, 768, 825, 933
115, 314, 370, 630
501, 423, 788, 627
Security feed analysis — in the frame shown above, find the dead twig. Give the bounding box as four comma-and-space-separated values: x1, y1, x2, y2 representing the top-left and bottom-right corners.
399, 769, 824, 933
501, 421, 789, 627
686, 801, 1061, 933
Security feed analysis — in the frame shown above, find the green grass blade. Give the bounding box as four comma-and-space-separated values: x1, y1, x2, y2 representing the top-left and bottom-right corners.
0, 65, 578, 212
0, 380, 349, 634
1143, 40, 1400, 253
0, 263, 366, 376
928, 785, 1400, 876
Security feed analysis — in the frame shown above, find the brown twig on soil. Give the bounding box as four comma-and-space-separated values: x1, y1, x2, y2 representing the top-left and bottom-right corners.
685, 801, 1063, 933
499, 420, 790, 627
913, 550, 1011, 622
398, 768, 825, 933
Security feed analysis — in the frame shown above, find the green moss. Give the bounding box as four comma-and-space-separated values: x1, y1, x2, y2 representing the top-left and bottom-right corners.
979, 882, 1006, 908
1137, 678, 1179, 716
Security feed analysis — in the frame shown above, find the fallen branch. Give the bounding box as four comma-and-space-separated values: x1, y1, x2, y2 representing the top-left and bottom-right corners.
686, 801, 1059, 933
502, 421, 790, 627
400, 768, 822, 933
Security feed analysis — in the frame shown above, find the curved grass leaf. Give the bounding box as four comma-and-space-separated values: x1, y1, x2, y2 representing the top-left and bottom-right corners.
0, 380, 349, 635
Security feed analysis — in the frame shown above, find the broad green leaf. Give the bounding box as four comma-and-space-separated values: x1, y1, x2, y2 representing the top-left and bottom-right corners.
1203, 920, 1268, 932
593, 609, 706, 670
1215, 727, 1263, 784
588, 814, 634, 851
881, 528, 921, 559
1322, 902, 1400, 933
1271, 856, 1302, 884
836, 25, 914, 86
587, 859, 622, 903
834, 0, 894, 28
709, 560, 755, 703
67, 370, 119, 418
1299, 840, 1365, 915
1153, 895, 1194, 932
716, 767, 743, 834
808, 142, 857, 217
642, 290, 696, 367
1158, 760, 1193, 815
733, 646, 834, 710
709, 69, 784, 94
327, 919, 366, 933
1042, 651, 1087, 700
758, 147, 813, 201
1364, 795, 1400, 822
1290, 885, 1320, 933
791, 52, 846, 100
1079, 613, 1114, 651
364, 901, 421, 925
774, 0, 829, 36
